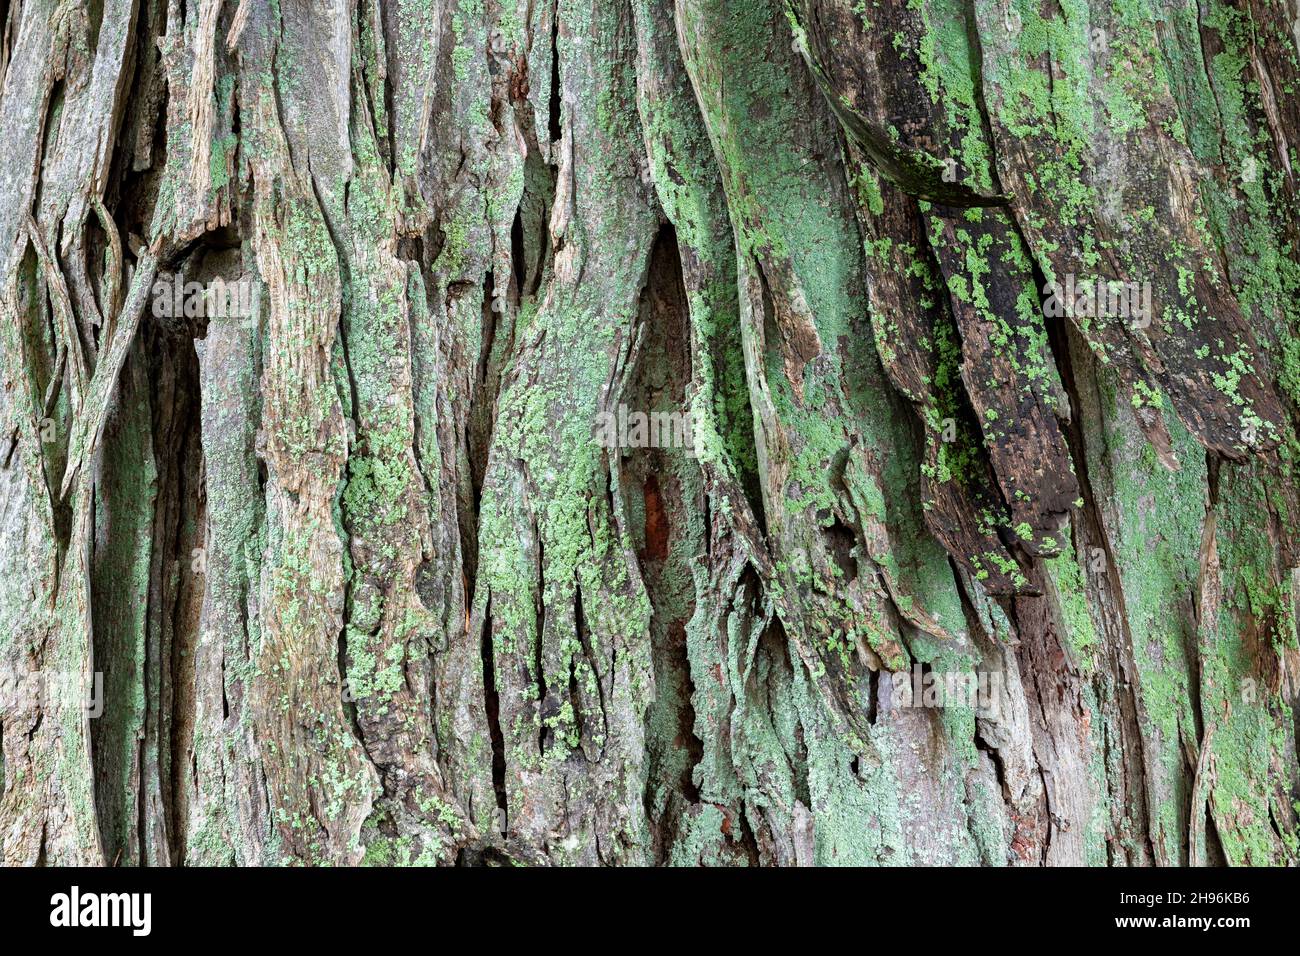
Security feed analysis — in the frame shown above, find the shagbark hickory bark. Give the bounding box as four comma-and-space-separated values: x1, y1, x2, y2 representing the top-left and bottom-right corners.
0, 0, 1297, 866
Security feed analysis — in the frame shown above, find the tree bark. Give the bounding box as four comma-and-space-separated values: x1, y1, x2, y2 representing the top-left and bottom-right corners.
0, 0, 1297, 866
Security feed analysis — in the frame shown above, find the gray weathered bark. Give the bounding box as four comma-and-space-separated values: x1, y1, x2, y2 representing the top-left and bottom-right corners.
1, 0, 1298, 865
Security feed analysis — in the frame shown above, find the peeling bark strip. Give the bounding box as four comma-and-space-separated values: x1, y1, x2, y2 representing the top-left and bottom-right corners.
0, 0, 1296, 866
